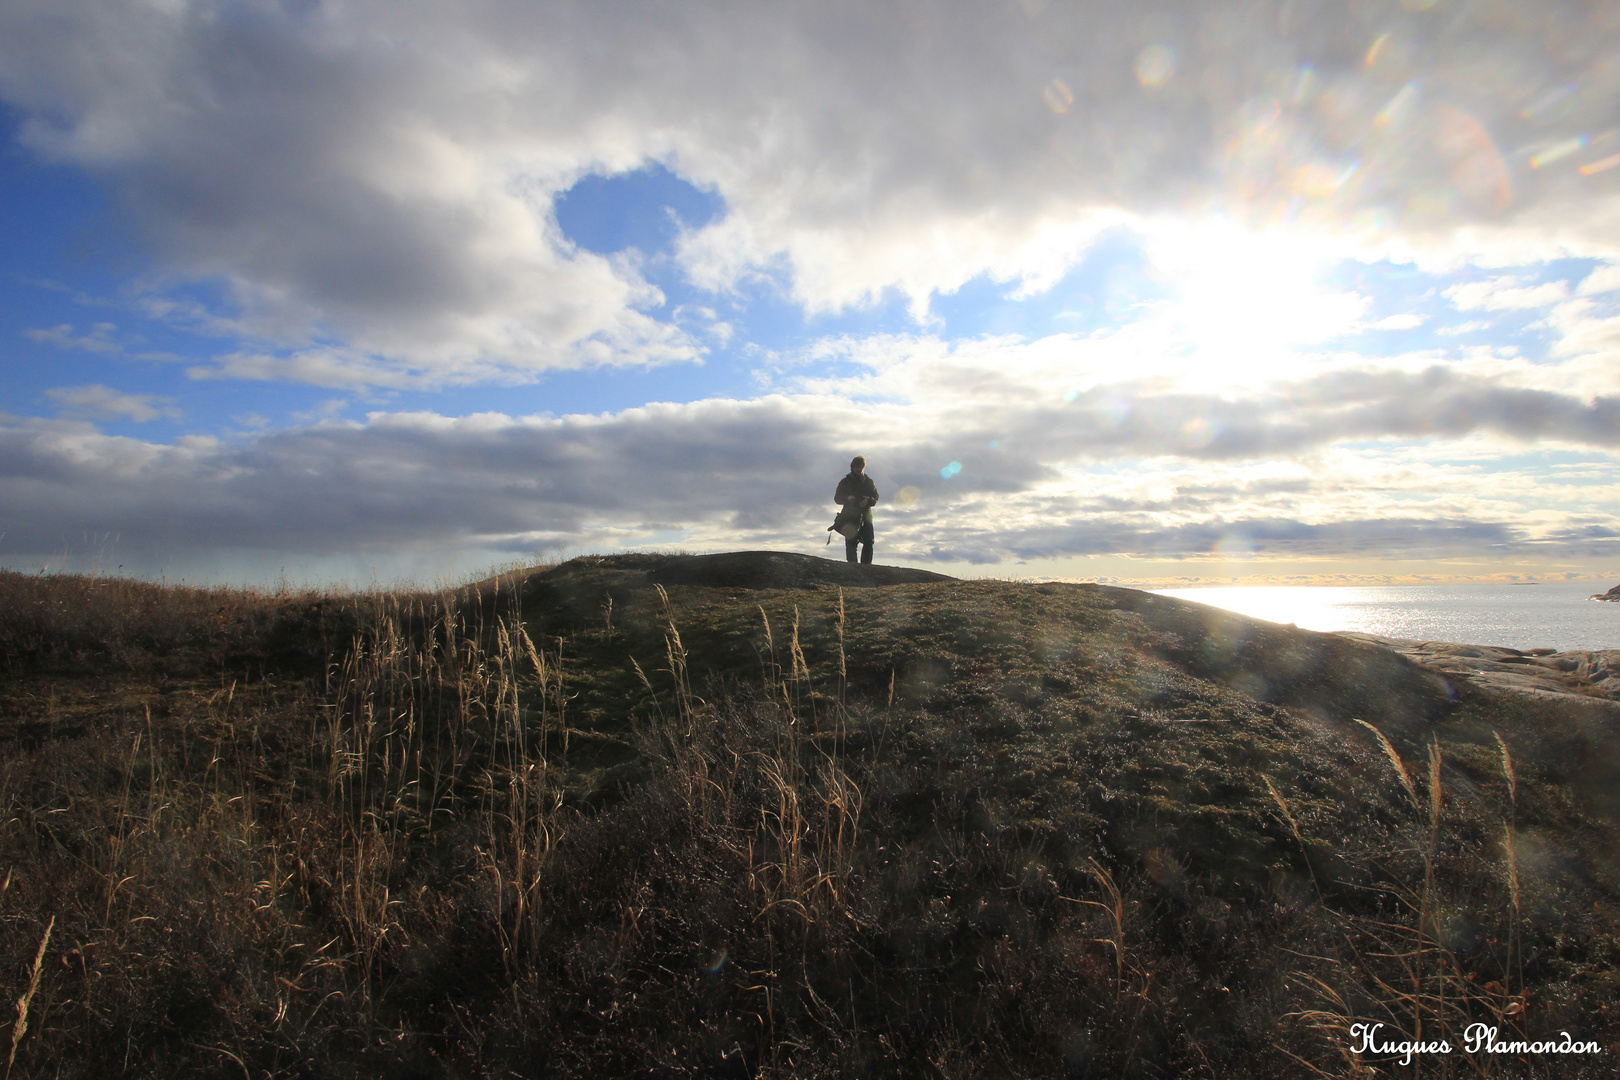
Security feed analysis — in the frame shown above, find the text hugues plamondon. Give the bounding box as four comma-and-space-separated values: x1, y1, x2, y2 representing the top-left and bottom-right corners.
1350, 1023, 1602, 1065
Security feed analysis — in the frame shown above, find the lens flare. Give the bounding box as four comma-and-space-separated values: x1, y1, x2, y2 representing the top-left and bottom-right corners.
1134, 44, 1175, 89
1294, 159, 1358, 197
1213, 531, 1256, 558
1581, 152, 1620, 176
896, 486, 920, 506
1376, 83, 1419, 127
1288, 65, 1315, 105
1364, 33, 1391, 67
1180, 417, 1217, 449
1434, 105, 1511, 211
1530, 136, 1587, 168
1521, 85, 1576, 125
1043, 78, 1074, 114
940, 461, 963, 478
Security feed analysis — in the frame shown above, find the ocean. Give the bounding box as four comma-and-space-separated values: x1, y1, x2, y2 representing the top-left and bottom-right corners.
1149, 582, 1620, 653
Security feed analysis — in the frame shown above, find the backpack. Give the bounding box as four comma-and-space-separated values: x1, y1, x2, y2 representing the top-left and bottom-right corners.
826, 501, 865, 543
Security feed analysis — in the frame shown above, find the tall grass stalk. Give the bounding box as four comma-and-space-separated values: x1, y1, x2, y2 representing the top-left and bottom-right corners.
656, 585, 696, 734
835, 588, 847, 710
7, 916, 52, 1078
1264, 774, 1323, 904
1494, 730, 1523, 1023
1351, 721, 1438, 1042
758, 605, 778, 698
1065, 858, 1129, 998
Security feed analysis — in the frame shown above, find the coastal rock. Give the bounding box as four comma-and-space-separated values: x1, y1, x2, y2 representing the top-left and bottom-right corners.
1338, 633, 1620, 702
1592, 583, 1620, 601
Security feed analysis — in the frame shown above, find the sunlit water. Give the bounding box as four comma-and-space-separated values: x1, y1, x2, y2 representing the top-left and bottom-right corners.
1150, 583, 1620, 653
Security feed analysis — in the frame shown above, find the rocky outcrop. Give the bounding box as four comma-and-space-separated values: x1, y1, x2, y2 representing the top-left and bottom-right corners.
1591, 583, 1620, 601
1338, 633, 1620, 702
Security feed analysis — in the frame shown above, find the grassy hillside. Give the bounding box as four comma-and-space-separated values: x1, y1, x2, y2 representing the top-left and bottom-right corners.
1, 553, 1617, 1077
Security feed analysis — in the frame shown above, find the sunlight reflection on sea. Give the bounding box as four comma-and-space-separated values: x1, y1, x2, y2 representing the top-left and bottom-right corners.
1150, 583, 1620, 652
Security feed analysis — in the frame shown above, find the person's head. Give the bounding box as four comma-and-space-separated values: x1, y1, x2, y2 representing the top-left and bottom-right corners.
850, 455, 866, 474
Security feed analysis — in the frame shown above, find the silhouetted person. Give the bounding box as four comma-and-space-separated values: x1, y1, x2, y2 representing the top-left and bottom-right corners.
835, 456, 879, 564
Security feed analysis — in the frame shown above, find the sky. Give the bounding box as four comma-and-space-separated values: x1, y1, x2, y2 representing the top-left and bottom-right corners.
3, 0, 1620, 588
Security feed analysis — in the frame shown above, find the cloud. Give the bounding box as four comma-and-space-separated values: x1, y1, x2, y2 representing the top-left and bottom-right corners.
1445, 277, 1570, 311
4, 359, 1617, 575
44, 384, 180, 422
922, 516, 1530, 565
0, 399, 834, 565
6, 0, 1620, 387
188, 350, 429, 392
26, 322, 122, 354
1579, 264, 1620, 295
1, 2, 702, 387
1369, 314, 1424, 330
788, 329, 1620, 465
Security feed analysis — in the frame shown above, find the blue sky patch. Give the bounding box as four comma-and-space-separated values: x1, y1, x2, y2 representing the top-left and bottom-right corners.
554, 163, 724, 257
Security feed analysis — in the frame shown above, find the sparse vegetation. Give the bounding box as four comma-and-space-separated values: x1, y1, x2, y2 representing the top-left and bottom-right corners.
1, 554, 1617, 1077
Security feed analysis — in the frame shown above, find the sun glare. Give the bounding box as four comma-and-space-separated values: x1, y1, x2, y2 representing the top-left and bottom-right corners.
1146, 223, 1365, 387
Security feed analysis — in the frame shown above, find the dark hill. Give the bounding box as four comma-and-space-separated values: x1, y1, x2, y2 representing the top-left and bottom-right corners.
1, 555, 1616, 1077
515, 552, 1455, 741
644, 549, 952, 588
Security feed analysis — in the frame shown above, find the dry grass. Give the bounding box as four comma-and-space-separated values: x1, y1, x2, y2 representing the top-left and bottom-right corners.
1274, 719, 1600, 1076
0, 559, 1616, 1077
7, 915, 51, 1077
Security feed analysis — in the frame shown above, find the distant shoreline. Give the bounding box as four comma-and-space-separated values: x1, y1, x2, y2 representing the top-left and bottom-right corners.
1153, 581, 1620, 655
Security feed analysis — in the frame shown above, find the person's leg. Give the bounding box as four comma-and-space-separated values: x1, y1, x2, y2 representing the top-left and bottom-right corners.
845, 535, 859, 563
858, 522, 875, 565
